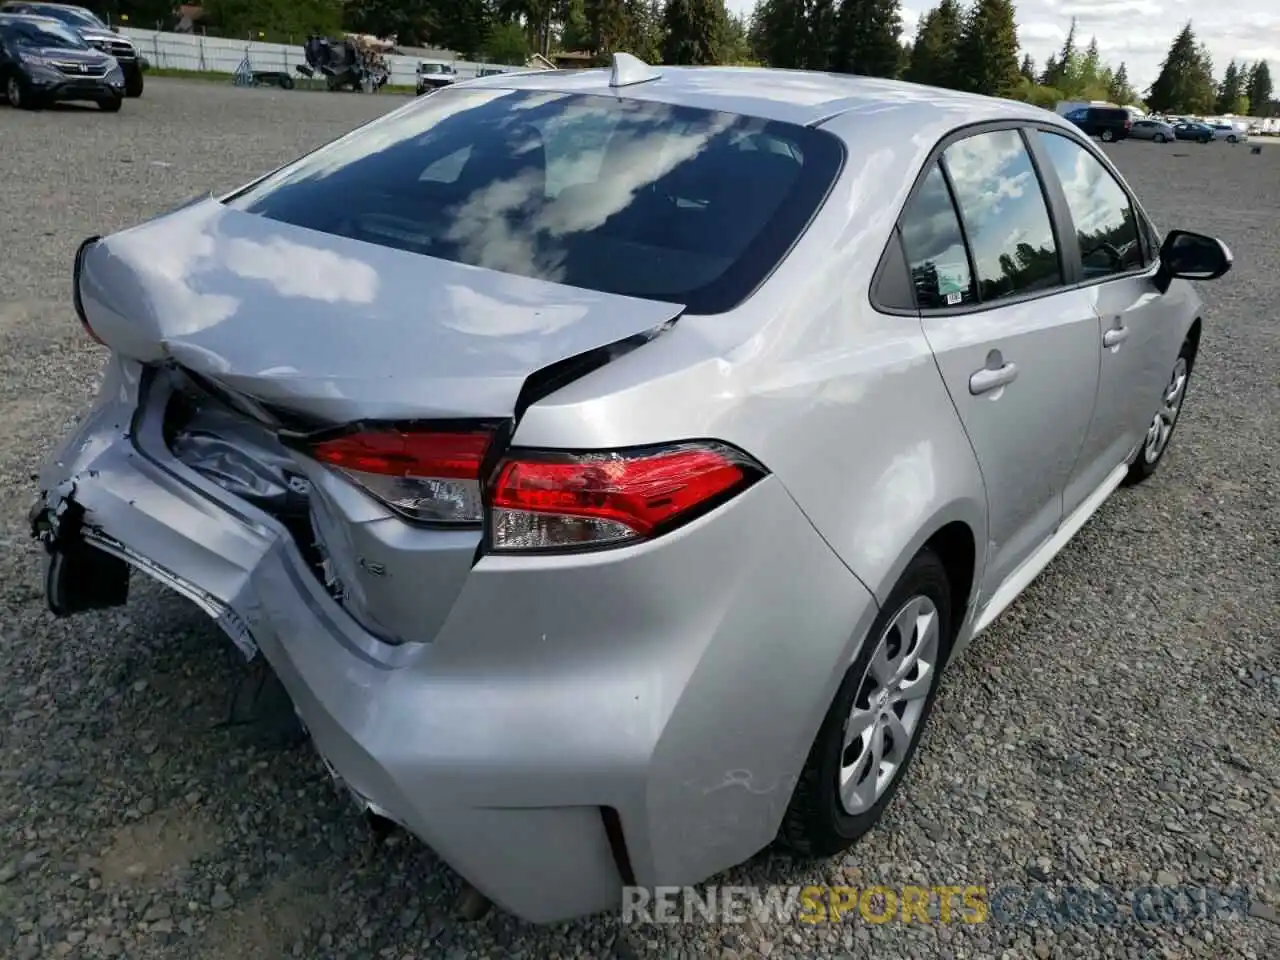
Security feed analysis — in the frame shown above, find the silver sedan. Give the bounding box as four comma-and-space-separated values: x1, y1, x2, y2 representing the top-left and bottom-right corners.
32, 54, 1233, 923
1130, 118, 1177, 142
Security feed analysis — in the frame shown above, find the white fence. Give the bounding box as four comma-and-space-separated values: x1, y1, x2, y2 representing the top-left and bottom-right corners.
120, 28, 520, 87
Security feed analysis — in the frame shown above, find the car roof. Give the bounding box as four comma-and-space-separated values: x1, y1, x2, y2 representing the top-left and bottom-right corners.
462, 63, 1069, 130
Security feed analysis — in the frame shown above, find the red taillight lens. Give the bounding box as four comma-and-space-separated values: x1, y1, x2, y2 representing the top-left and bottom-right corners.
488, 442, 764, 553
309, 428, 493, 524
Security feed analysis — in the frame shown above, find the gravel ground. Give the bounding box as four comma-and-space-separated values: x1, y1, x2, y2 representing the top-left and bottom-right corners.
1, 81, 1277, 960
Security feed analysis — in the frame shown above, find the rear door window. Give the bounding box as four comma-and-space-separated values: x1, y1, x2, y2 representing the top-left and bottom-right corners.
941, 129, 1063, 302
227, 88, 845, 314
899, 162, 976, 309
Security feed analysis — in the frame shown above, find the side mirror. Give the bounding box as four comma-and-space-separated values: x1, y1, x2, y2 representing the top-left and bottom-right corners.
1154, 229, 1233, 293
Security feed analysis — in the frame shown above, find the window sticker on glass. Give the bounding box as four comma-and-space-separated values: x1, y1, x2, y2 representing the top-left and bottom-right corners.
935, 262, 969, 297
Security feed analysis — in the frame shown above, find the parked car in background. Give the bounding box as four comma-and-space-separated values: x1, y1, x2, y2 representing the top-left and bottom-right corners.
1209, 122, 1247, 143
0, 12, 124, 110
0, 1, 143, 96
415, 60, 456, 95
1063, 105, 1132, 142
1173, 121, 1215, 143
1129, 119, 1176, 143
32, 55, 1233, 924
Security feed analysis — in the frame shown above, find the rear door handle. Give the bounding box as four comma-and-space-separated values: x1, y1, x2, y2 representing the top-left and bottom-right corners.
969, 362, 1019, 395
1103, 326, 1130, 348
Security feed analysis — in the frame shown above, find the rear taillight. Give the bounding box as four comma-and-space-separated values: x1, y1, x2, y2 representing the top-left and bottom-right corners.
308, 427, 494, 524
304, 428, 766, 552
487, 441, 764, 553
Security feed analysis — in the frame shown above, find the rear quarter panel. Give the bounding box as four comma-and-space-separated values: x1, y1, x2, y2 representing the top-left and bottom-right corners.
512, 104, 993, 619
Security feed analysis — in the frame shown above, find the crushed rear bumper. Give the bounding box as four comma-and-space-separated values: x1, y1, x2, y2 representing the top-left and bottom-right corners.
32, 356, 878, 922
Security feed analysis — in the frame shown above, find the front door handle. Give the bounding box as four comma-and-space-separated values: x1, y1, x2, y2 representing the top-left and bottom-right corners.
969, 361, 1019, 395
1103, 326, 1130, 348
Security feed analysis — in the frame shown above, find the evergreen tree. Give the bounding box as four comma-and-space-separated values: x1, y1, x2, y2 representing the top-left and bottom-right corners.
1042, 17, 1077, 90
904, 0, 961, 88
1246, 60, 1273, 116
808, 0, 837, 70
720, 12, 752, 62
953, 0, 1019, 96
662, 0, 725, 64
1148, 23, 1216, 114
1080, 36, 1100, 89
1108, 62, 1136, 104
586, 0, 634, 55
752, 0, 810, 69
560, 0, 591, 51
1019, 53, 1035, 83
831, 0, 903, 78
1038, 53, 1058, 87
1216, 60, 1243, 114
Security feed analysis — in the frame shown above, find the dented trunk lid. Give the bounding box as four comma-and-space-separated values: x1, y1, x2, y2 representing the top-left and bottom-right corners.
77, 198, 685, 424
86, 198, 684, 644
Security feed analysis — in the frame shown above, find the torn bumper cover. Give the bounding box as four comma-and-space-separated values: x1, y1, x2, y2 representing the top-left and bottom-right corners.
32, 356, 878, 923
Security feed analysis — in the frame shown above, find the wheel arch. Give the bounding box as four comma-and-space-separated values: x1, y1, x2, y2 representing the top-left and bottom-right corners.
922, 520, 978, 645
868, 501, 987, 644
1185, 316, 1203, 367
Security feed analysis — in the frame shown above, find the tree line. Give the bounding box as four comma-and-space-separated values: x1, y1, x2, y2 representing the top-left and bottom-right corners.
1147, 22, 1273, 116
98, 0, 1276, 115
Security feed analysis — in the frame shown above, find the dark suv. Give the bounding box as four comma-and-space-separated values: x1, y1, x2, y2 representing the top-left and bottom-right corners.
0, 12, 124, 109
0, 2, 143, 96
1063, 106, 1131, 142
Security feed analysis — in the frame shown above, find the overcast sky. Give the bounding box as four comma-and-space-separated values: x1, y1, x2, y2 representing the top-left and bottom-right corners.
725, 0, 1280, 91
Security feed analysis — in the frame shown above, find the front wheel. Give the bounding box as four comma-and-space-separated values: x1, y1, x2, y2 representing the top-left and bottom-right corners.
779, 548, 952, 858
125, 72, 143, 97
6, 73, 38, 110
1124, 339, 1195, 486
98, 94, 122, 112
1227, 135, 1238, 143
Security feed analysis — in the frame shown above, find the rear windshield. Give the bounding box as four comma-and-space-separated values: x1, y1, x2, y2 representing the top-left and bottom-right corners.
227, 88, 844, 314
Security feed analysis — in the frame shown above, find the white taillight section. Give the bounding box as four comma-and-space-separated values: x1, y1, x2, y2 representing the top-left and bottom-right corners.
308, 428, 493, 524
487, 442, 765, 553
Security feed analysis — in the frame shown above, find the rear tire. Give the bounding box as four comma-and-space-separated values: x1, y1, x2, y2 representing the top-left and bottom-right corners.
1154, 133, 1166, 143
779, 548, 952, 858
1124, 338, 1195, 486
1101, 129, 1115, 142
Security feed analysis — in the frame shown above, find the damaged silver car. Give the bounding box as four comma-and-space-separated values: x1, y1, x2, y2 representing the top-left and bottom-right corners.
32, 54, 1232, 923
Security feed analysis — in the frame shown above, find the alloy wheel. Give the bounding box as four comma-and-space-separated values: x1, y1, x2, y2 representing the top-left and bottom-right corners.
838, 595, 940, 815
1143, 356, 1189, 464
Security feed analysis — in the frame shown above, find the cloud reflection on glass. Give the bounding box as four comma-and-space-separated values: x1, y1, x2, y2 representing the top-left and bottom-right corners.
942, 130, 1062, 302
228, 88, 839, 314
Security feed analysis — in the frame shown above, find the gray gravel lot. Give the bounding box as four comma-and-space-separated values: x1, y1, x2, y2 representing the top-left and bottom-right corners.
1, 81, 1277, 960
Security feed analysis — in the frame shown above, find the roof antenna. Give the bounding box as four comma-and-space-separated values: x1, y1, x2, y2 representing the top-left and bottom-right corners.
609, 52, 662, 88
